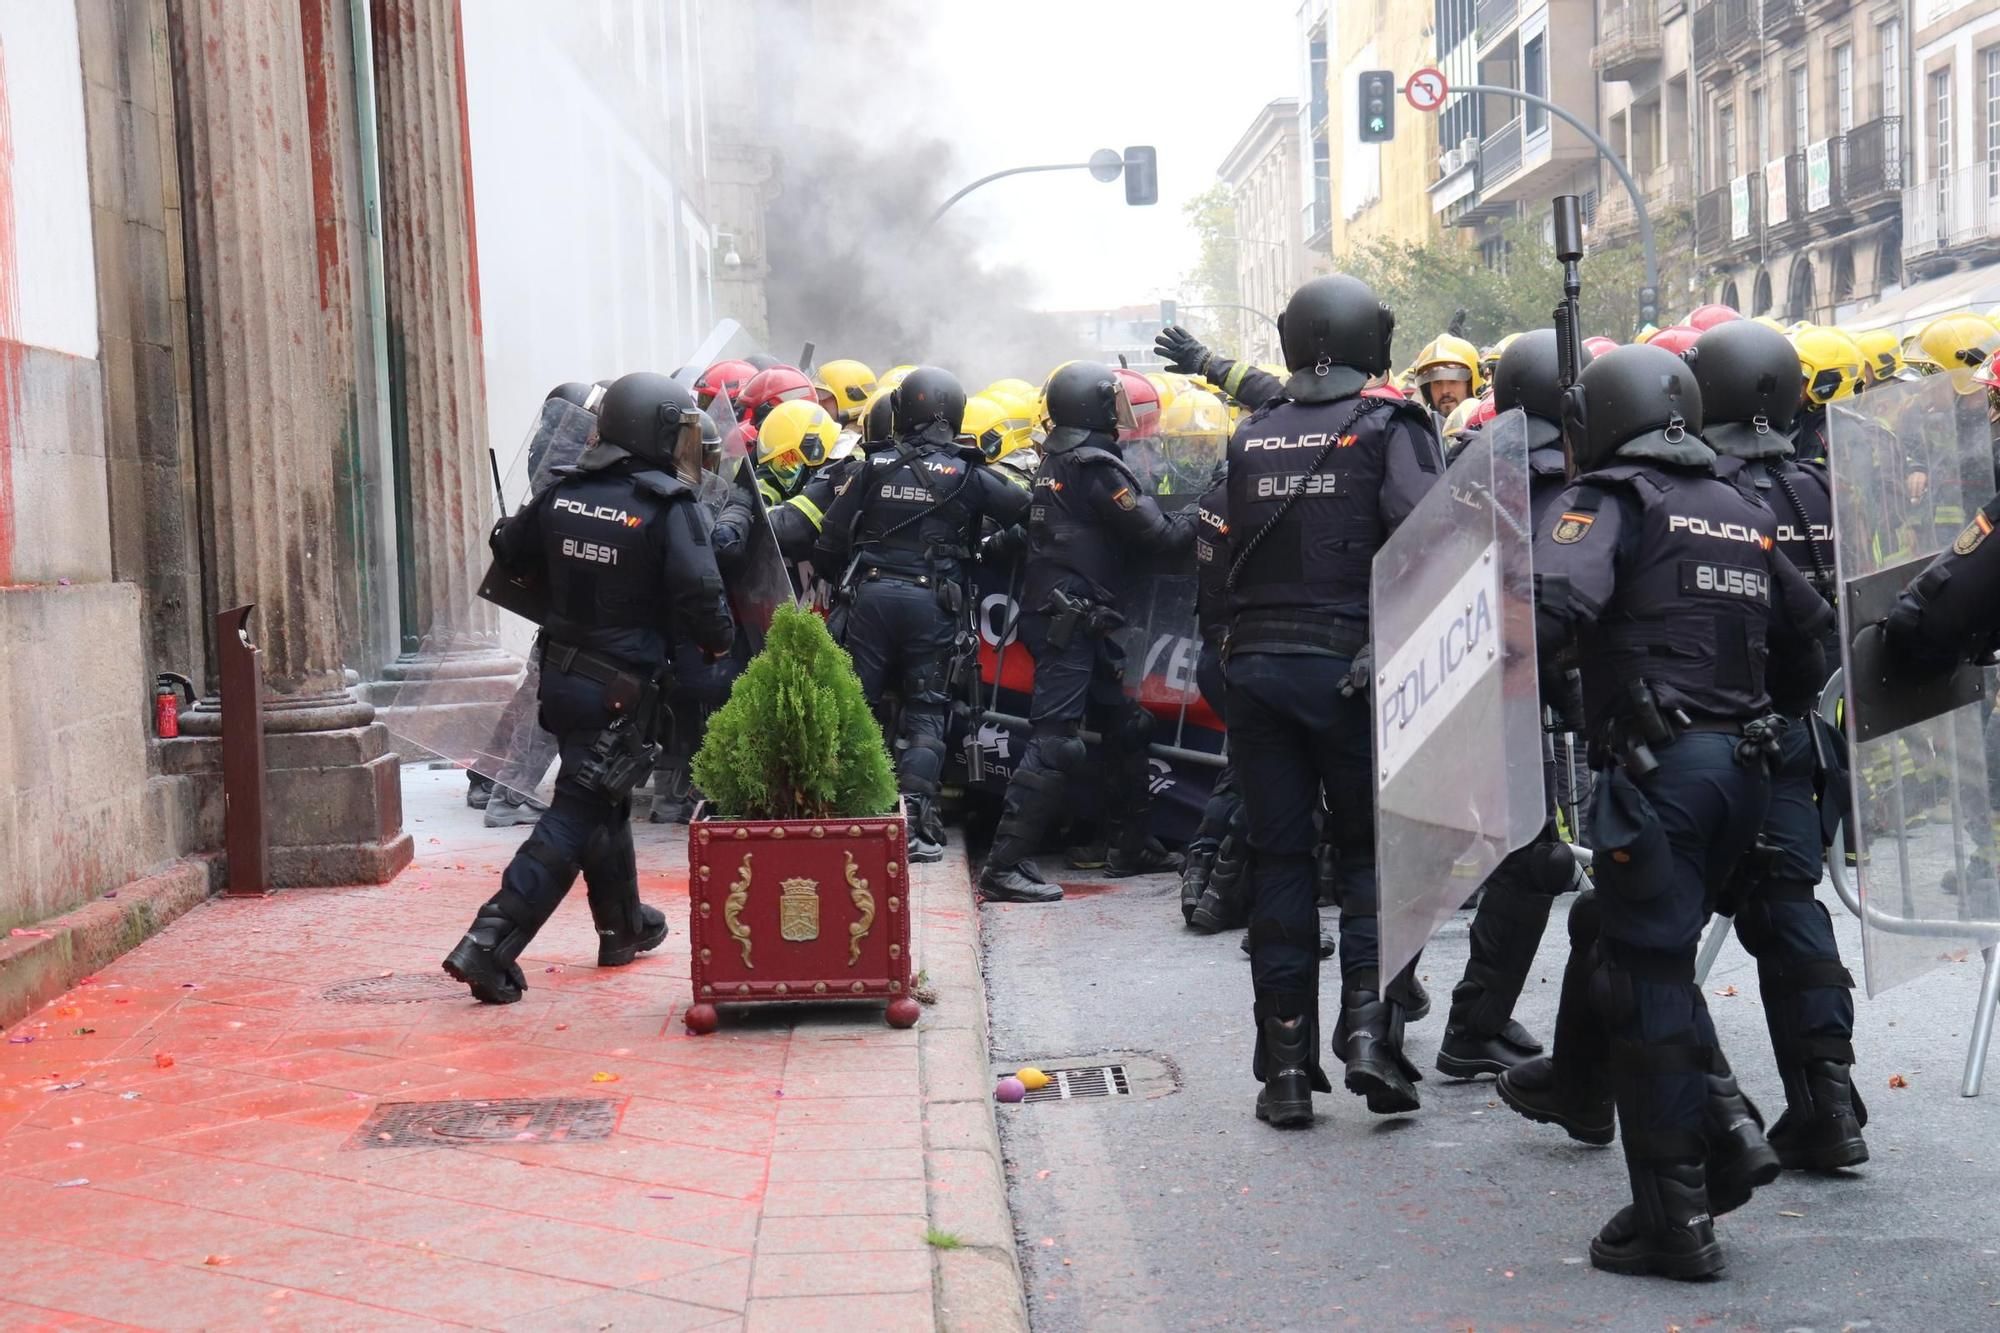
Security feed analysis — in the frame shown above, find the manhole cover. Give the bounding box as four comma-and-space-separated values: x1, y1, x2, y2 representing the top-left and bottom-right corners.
1023, 1065, 1130, 1102
347, 1097, 620, 1149
322, 973, 465, 1004
1004, 1051, 1179, 1103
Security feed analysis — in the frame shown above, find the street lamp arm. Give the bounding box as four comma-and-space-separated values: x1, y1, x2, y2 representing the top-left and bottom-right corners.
1449, 82, 1660, 325
1177, 302, 1282, 332
928, 163, 1097, 228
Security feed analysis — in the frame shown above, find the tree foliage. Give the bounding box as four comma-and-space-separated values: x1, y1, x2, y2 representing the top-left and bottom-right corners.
1178, 182, 1241, 344
1339, 210, 1697, 357
691, 605, 898, 821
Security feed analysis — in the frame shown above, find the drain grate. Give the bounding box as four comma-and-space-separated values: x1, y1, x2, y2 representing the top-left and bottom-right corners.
346, 1097, 619, 1149
1021, 1064, 1131, 1103
323, 973, 466, 1004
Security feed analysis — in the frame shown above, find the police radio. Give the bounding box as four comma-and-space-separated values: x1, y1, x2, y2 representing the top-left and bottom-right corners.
1550, 195, 1587, 479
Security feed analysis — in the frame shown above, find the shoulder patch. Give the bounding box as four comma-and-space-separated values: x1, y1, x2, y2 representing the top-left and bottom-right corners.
1953, 511, 1993, 556
1111, 486, 1138, 511
1551, 512, 1596, 545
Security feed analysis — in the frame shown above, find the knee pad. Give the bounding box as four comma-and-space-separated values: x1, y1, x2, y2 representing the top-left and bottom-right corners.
1528, 840, 1576, 896
1567, 887, 1601, 948
519, 835, 580, 885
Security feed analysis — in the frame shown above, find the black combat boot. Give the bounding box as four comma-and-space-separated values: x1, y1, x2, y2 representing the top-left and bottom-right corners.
443, 893, 546, 1004
1106, 832, 1180, 878
467, 773, 495, 809
1191, 836, 1249, 932
1768, 1058, 1870, 1171
907, 792, 947, 865
1495, 1055, 1615, 1145
1589, 1158, 1725, 1281
1179, 843, 1217, 925
1255, 1014, 1318, 1128
1336, 975, 1422, 1114
1702, 1054, 1780, 1215
1437, 878, 1556, 1077
583, 827, 671, 967
981, 770, 1065, 903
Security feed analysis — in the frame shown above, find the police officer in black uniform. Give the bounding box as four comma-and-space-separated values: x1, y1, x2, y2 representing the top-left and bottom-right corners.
1180, 459, 1250, 930
1691, 318, 1868, 1174
815, 367, 1029, 864
1434, 330, 1588, 1078
1885, 487, 2000, 667
1222, 275, 1442, 1126
977, 362, 1196, 903
445, 372, 736, 1003
1509, 343, 1831, 1280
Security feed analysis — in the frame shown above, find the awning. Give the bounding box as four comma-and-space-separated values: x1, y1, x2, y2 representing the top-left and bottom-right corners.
1837, 262, 2000, 334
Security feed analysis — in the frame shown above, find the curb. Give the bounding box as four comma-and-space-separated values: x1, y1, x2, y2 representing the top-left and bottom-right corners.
0, 860, 213, 1030
916, 846, 1028, 1332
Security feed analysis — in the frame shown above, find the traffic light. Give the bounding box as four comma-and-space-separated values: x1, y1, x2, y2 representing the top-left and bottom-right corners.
1358, 70, 1396, 144
1123, 146, 1158, 206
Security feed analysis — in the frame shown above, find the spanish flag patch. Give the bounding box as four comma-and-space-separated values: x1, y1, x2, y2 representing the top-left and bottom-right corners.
1111, 486, 1138, 512
1551, 512, 1595, 544
1953, 510, 1993, 556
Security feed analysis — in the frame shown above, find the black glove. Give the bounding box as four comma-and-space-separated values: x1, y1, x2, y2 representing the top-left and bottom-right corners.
1338, 645, 1374, 700
716, 495, 754, 538
1155, 326, 1212, 379
979, 525, 1026, 564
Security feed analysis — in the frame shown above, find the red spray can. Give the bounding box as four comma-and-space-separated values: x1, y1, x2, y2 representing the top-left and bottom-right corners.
155, 673, 195, 738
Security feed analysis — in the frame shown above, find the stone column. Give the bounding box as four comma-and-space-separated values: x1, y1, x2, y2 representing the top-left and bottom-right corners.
167, 0, 411, 885
370, 0, 494, 648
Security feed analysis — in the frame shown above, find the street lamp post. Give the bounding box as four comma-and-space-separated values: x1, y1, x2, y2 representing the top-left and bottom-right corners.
928, 148, 1148, 230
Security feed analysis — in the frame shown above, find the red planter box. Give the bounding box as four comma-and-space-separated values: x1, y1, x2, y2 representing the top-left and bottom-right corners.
684, 805, 919, 1031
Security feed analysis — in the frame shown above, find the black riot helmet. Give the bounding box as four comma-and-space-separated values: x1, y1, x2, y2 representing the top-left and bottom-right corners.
548, 382, 595, 410
891, 366, 968, 439
864, 391, 896, 446
595, 371, 704, 468
1044, 361, 1134, 433
1493, 329, 1591, 422
1686, 319, 1802, 440
1575, 343, 1705, 472
1277, 274, 1395, 380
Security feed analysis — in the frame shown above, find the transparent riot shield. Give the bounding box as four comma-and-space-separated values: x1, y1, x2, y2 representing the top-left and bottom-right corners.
710, 383, 796, 651
1374, 408, 1545, 984
1827, 372, 2000, 997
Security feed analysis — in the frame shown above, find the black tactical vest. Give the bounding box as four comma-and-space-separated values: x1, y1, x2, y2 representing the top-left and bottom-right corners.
1724, 455, 1835, 589
541, 466, 692, 664
1025, 433, 1141, 605
1564, 461, 1785, 725
1528, 443, 1569, 533
848, 443, 979, 579
1224, 395, 1391, 627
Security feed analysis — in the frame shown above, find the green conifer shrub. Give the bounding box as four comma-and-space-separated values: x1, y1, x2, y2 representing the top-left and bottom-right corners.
691, 604, 899, 820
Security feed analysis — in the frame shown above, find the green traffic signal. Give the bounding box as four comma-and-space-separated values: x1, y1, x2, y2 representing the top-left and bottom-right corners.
1358, 69, 1396, 144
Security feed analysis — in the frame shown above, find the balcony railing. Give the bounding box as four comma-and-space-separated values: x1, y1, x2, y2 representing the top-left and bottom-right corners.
1763, 0, 1806, 36
1904, 164, 2000, 262
1840, 117, 1904, 207
1594, 0, 1663, 82
1645, 159, 1694, 212
1481, 115, 1525, 189
1765, 153, 1808, 231
1718, 0, 1755, 58
1476, 0, 1519, 45
1696, 176, 1764, 256
1696, 185, 1730, 252
1692, 3, 1719, 69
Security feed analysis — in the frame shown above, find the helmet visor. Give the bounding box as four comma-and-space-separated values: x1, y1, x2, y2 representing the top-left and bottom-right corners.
660, 404, 705, 485
799, 432, 830, 467
1414, 364, 1473, 387
1808, 366, 1858, 403
1111, 380, 1139, 433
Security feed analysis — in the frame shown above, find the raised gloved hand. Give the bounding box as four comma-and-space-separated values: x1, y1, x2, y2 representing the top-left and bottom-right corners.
1155, 326, 1212, 379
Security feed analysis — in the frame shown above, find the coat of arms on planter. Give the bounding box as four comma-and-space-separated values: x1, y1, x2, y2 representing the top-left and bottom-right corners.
779, 876, 821, 942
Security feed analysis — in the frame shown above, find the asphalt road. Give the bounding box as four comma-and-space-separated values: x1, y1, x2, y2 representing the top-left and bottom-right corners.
981, 866, 2000, 1331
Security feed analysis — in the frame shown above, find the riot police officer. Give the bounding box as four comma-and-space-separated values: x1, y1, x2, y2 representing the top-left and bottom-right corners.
815, 367, 1029, 864
1434, 330, 1588, 1078
1511, 343, 1831, 1280
1181, 458, 1249, 930
1885, 487, 2000, 668
977, 362, 1196, 903
1222, 274, 1442, 1125
1691, 318, 1868, 1174
445, 372, 736, 1003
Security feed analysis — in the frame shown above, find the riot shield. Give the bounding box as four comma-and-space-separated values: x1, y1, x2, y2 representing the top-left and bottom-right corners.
709, 383, 796, 651
1827, 372, 2000, 997
1374, 408, 1545, 984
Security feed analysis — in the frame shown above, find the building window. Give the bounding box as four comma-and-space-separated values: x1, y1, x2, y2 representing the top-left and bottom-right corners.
1750, 87, 1767, 166
1987, 48, 2000, 198
1934, 67, 1953, 182
1524, 34, 1548, 135
1835, 43, 1854, 135
1880, 20, 1901, 121
1309, 25, 1328, 130
1789, 65, 1809, 152
1718, 103, 1738, 182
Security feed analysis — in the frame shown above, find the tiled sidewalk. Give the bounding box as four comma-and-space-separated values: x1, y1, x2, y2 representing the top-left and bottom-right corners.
0, 769, 1003, 1331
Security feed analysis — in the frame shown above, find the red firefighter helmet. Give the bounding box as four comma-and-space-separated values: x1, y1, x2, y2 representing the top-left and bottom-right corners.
1361, 378, 1408, 400
737, 365, 817, 427
1467, 393, 1498, 430
1583, 335, 1621, 358
1687, 303, 1743, 332
695, 359, 755, 412
1645, 325, 1702, 358
1112, 367, 1162, 441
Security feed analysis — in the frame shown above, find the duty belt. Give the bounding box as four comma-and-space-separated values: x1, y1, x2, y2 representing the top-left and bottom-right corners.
862, 566, 932, 587
542, 640, 648, 690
